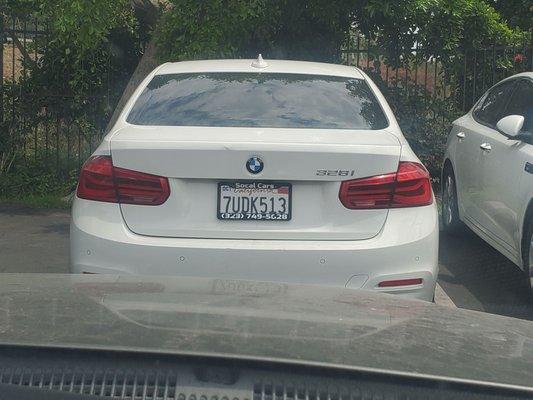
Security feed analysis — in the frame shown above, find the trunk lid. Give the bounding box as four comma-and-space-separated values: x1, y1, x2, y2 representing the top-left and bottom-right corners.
110, 126, 401, 240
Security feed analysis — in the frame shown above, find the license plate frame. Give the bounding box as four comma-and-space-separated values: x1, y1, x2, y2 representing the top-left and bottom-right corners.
217, 181, 292, 221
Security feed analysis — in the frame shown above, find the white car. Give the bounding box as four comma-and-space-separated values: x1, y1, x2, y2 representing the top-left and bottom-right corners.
70, 57, 439, 301
442, 72, 533, 293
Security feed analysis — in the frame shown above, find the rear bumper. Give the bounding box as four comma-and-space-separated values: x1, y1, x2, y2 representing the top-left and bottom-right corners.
70, 198, 439, 301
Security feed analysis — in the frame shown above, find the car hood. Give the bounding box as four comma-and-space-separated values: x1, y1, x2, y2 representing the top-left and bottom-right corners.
0, 274, 532, 390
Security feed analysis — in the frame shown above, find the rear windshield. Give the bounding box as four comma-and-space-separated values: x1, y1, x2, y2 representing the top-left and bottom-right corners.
126, 73, 388, 130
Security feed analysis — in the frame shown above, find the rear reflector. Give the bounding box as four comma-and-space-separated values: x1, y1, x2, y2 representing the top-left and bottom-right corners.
378, 278, 423, 288
339, 161, 432, 209
77, 156, 170, 205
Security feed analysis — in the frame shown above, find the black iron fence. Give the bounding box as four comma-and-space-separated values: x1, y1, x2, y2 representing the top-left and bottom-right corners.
460, 45, 533, 110
342, 34, 533, 112
1, 20, 532, 178
1, 14, 112, 176
341, 34, 532, 176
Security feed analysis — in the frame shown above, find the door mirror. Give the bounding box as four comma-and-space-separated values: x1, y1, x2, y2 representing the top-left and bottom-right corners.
496, 115, 524, 137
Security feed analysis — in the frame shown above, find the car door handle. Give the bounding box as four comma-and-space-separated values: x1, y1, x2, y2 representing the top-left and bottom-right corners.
456, 132, 466, 139
480, 143, 492, 152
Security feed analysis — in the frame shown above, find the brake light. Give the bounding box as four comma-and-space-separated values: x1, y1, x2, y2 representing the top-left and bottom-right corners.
77, 156, 170, 205
114, 166, 170, 205
76, 156, 117, 203
339, 162, 432, 209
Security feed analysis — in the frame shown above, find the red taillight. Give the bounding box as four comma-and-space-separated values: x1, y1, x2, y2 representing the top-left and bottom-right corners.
378, 278, 423, 288
77, 156, 170, 206
114, 166, 170, 205
339, 162, 432, 209
76, 156, 117, 203
392, 162, 433, 208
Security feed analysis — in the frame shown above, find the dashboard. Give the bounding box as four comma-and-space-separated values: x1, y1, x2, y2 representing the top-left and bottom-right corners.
0, 346, 530, 400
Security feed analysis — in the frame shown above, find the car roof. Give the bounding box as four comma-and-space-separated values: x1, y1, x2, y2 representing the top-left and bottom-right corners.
156, 58, 365, 79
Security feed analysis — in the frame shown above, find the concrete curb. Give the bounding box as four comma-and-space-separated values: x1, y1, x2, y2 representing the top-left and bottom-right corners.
435, 283, 456, 307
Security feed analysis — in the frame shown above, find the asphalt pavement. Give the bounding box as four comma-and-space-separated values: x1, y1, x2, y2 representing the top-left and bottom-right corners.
0, 206, 531, 320
439, 228, 533, 320
0, 206, 70, 274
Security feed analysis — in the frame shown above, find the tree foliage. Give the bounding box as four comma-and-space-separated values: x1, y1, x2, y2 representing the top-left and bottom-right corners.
1, 0, 148, 119
3, 0, 525, 113
157, 0, 527, 65
0, 0, 150, 179
154, 0, 526, 179
489, 0, 533, 33
1, 0, 528, 184
359, 0, 525, 66
156, 0, 354, 62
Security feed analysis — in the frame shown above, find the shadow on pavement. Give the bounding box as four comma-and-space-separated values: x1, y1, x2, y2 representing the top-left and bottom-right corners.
0, 206, 67, 216
439, 228, 533, 320
42, 222, 70, 235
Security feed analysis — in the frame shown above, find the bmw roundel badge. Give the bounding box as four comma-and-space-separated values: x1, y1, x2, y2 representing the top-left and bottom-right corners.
246, 156, 264, 174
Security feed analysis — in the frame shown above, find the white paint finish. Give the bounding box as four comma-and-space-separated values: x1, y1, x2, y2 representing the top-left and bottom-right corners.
71, 59, 439, 300
474, 130, 525, 249
250, 54, 268, 69
156, 59, 366, 79
345, 274, 369, 289
456, 116, 523, 250
497, 115, 524, 137
452, 114, 486, 222
121, 179, 390, 240
71, 198, 439, 301
462, 215, 521, 266
443, 72, 533, 271
107, 66, 404, 240
110, 127, 401, 180
112, 127, 401, 240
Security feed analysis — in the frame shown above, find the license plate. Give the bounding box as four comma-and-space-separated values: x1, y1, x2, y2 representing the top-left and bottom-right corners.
217, 181, 292, 221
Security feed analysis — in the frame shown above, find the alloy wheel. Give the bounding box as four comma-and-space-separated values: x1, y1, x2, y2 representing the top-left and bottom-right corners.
442, 174, 455, 227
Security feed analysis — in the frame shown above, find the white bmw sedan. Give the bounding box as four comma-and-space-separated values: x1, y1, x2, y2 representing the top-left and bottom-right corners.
70, 58, 439, 301
442, 72, 533, 293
